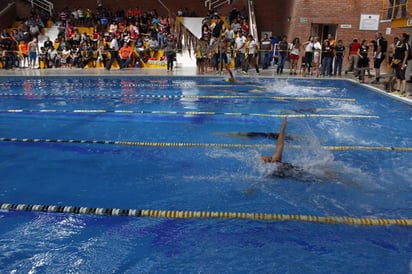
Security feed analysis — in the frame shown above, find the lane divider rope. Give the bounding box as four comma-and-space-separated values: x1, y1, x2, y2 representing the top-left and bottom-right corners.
0, 109, 378, 119
0, 137, 411, 152
0, 93, 356, 101
1, 203, 411, 226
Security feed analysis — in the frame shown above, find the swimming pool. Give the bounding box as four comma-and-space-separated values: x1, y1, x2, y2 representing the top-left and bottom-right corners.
0, 76, 411, 272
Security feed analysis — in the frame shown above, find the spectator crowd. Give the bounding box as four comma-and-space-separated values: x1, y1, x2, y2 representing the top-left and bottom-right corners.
0, 4, 410, 96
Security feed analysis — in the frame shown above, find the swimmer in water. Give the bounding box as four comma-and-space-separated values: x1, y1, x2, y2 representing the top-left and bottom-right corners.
261, 117, 304, 178
225, 63, 237, 82
224, 131, 294, 140
262, 117, 288, 163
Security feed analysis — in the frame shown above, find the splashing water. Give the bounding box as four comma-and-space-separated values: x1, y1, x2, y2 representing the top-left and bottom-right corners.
263, 79, 337, 96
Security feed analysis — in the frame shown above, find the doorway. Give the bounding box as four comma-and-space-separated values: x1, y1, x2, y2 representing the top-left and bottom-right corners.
311, 24, 338, 41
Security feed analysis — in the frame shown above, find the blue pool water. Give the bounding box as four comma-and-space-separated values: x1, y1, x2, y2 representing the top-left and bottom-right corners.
0, 76, 411, 272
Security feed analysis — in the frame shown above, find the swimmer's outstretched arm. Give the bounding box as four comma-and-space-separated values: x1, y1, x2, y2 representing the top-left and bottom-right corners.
225, 65, 236, 82
270, 117, 287, 162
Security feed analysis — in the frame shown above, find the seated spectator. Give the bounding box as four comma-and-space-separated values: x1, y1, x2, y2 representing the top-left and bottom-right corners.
71, 44, 82, 67
77, 7, 85, 26
97, 37, 109, 67
80, 43, 94, 68
140, 12, 149, 34
38, 47, 48, 68
0, 35, 11, 69
109, 21, 118, 35
129, 22, 139, 41
61, 45, 72, 67
70, 29, 81, 46
57, 22, 66, 37
48, 47, 60, 68
159, 15, 170, 33
145, 35, 159, 58
8, 34, 19, 69
14, 28, 25, 43
135, 37, 145, 57
43, 36, 53, 51
29, 22, 40, 39
56, 35, 67, 51
100, 15, 108, 31
119, 40, 133, 68
85, 8, 93, 27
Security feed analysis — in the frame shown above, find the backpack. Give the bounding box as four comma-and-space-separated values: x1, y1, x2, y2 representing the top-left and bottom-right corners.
407, 43, 412, 60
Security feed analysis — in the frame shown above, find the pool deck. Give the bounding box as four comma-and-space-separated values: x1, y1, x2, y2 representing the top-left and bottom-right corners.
1, 66, 411, 104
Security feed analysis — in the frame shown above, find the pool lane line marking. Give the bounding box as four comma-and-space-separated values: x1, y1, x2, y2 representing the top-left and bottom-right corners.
0, 202, 411, 227
1, 109, 378, 119
0, 137, 411, 152
0, 93, 356, 102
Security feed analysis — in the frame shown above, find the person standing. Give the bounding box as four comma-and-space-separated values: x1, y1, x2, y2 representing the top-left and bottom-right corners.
164, 34, 176, 72
106, 34, 122, 70
345, 38, 361, 76
27, 37, 39, 69
333, 40, 345, 76
302, 36, 314, 75
321, 39, 333, 76
391, 32, 409, 96
276, 35, 288, 74
234, 31, 246, 73
372, 32, 388, 84
388, 37, 399, 74
289, 37, 301, 75
260, 33, 272, 69
244, 34, 260, 74
19, 40, 29, 68
312, 36, 322, 77
326, 34, 336, 74
357, 40, 370, 83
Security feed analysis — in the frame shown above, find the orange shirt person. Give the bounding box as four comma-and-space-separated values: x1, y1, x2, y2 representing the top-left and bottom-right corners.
119, 42, 133, 68
19, 40, 29, 68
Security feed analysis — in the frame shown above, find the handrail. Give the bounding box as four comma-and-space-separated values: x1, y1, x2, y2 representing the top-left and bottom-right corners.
205, 0, 231, 10
26, 0, 53, 15
248, 0, 258, 42
157, 0, 170, 16
0, 2, 15, 17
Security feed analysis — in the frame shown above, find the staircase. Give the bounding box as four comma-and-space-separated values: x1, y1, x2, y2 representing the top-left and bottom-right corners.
25, 0, 54, 15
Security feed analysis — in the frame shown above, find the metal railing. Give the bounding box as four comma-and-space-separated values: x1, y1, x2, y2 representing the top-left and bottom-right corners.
205, 0, 231, 10
26, 0, 53, 15
0, 2, 15, 17
248, 0, 258, 41
158, 0, 171, 16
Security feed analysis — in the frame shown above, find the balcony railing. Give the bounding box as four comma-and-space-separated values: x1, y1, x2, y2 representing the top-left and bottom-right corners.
205, 0, 231, 10
26, 0, 53, 15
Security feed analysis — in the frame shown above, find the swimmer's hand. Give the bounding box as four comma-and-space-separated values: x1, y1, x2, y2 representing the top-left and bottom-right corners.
280, 117, 287, 129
